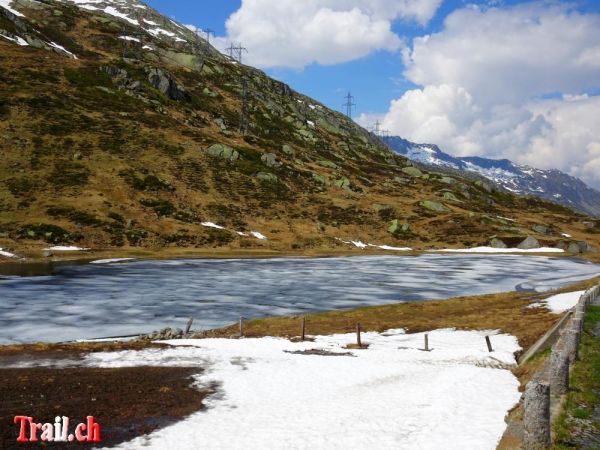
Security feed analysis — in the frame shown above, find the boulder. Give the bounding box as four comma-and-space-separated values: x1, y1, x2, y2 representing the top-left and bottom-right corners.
282, 144, 295, 156
474, 180, 493, 193
440, 176, 456, 185
312, 173, 330, 186
146, 68, 189, 102
490, 238, 507, 249
389, 219, 410, 234
532, 224, 551, 235
517, 236, 540, 250
261, 153, 280, 168
333, 177, 351, 190
401, 167, 423, 178
257, 172, 278, 183
206, 143, 239, 161
318, 160, 338, 169
419, 200, 450, 213
567, 242, 581, 253
442, 191, 461, 202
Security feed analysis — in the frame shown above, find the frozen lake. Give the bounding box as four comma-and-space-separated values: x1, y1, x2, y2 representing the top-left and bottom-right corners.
0, 255, 598, 344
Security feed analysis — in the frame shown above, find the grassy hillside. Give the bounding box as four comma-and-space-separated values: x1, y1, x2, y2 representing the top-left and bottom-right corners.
1, 1, 599, 258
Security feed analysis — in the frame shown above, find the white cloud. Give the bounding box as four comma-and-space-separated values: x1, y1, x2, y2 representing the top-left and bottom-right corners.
217, 0, 442, 68
378, 2, 600, 187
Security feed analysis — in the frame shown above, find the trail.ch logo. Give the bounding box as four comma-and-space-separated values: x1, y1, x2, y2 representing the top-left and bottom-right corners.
14, 416, 101, 443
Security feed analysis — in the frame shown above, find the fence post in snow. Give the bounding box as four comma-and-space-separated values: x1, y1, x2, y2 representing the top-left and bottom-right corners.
356, 323, 362, 347
485, 335, 493, 352
523, 380, 551, 450
301, 316, 306, 341
549, 347, 569, 396
424, 333, 429, 352
239, 316, 245, 338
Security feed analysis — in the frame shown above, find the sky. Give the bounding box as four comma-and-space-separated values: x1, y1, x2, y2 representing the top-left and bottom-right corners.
144, 0, 600, 187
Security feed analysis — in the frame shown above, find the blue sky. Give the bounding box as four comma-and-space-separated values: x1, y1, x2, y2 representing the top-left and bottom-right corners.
145, 0, 599, 116
144, 1, 600, 186
143, 1, 479, 115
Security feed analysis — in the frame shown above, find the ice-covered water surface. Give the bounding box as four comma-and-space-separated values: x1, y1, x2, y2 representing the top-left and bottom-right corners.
0, 255, 598, 343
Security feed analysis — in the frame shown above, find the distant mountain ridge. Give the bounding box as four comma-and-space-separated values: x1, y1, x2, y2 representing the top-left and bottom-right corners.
386, 136, 600, 217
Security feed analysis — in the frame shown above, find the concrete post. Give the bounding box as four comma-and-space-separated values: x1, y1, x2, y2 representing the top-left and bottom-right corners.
523, 380, 551, 450
549, 348, 569, 395
564, 329, 580, 363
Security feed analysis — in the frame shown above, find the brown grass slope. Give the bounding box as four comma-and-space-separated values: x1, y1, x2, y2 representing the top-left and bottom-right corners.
1, 1, 600, 258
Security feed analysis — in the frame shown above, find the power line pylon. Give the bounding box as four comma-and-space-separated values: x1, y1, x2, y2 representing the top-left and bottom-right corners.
343, 92, 355, 119
226, 43, 248, 64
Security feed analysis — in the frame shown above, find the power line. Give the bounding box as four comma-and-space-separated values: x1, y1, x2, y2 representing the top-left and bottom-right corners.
342, 92, 356, 119
203, 28, 214, 45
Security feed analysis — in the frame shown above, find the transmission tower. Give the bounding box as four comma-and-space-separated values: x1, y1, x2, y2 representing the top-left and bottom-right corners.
203, 28, 214, 45
226, 43, 248, 64
343, 92, 356, 119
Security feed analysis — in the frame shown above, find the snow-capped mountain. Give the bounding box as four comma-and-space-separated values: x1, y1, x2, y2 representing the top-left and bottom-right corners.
386, 136, 600, 217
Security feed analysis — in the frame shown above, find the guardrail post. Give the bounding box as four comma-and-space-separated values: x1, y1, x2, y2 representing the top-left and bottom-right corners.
523, 380, 551, 449
549, 347, 569, 395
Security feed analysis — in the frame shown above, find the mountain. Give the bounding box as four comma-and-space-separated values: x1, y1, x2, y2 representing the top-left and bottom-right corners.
386, 136, 600, 217
0, 0, 598, 257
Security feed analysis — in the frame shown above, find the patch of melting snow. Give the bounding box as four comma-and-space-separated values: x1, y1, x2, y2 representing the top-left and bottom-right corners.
529, 290, 585, 314
201, 222, 225, 230
45, 246, 90, 251
119, 35, 140, 42
48, 41, 78, 59
0, 0, 24, 17
0, 33, 28, 46
90, 258, 135, 264
561, 233, 572, 238
336, 238, 411, 251
433, 247, 564, 254
251, 231, 267, 240
0, 248, 17, 258
87, 328, 521, 450
306, 120, 315, 127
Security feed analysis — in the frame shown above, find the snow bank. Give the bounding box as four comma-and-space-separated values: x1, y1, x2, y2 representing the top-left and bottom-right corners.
0, 33, 28, 46
433, 247, 564, 254
0, 0, 24, 17
0, 248, 16, 258
536, 290, 585, 314
44, 246, 90, 251
336, 238, 412, 251
250, 231, 267, 240
90, 258, 135, 264
201, 222, 225, 230
89, 329, 521, 450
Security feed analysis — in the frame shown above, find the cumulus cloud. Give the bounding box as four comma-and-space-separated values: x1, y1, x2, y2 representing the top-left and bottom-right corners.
217, 0, 442, 68
378, 2, 600, 187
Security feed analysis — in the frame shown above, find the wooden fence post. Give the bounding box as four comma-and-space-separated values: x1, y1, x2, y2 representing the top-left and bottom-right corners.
239, 316, 245, 338
485, 335, 493, 352
523, 380, 551, 450
301, 316, 306, 341
356, 323, 362, 347
424, 333, 429, 352
185, 317, 194, 335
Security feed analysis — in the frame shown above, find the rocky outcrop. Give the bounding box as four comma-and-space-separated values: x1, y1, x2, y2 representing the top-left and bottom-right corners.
146, 67, 189, 101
